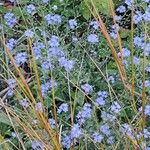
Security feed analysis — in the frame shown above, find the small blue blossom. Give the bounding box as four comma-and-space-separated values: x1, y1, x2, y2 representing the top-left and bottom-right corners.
6, 38, 16, 51
118, 48, 130, 58
133, 36, 144, 49
125, 0, 133, 9
143, 7, 150, 22
42, 0, 49, 4
114, 15, 122, 22
32, 42, 45, 59
76, 103, 92, 124
35, 102, 43, 113
7, 78, 16, 89
120, 123, 134, 138
111, 101, 121, 114
100, 124, 110, 136
20, 99, 29, 108
92, 132, 103, 143
26, 4, 36, 15
110, 31, 118, 39
48, 47, 64, 58
144, 105, 150, 116
87, 34, 99, 44
24, 29, 34, 38
44, 14, 62, 25
145, 43, 150, 56
41, 80, 57, 97
81, 83, 93, 94
11, 132, 17, 138
107, 136, 115, 144
107, 76, 115, 84
6, 78, 16, 97
31, 140, 44, 150
146, 147, 150, 150
110, 24, 120, 39
58, 103, 68, 114
4, 12, 17, 28
52, 5, 58, 11
116, 5, 126, 13
96, 97, 106, 106
133, 56, 140, 65
96, 91, 108, 106
14, 52, 28, 67
41, 60, 53, 70
71, 124, 82, 139
58, 57, 74, 71
133, 11, 143, 24
48, 118, 56, 128
62, 135, 71, 149
89, 21, 99, 29
48, 35, 60, 47
101, 111, 116, 122
145, 65, 150, 72
69, 19, 77, 29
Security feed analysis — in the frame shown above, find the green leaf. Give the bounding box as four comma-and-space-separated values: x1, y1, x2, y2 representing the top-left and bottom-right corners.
80, 0, 112, 20
79, 1, 91, 20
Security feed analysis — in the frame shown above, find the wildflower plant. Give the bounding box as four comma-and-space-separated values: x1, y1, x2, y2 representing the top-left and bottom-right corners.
0, 0, 150, 149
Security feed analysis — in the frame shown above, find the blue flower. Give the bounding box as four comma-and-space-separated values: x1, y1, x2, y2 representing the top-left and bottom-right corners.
76, 103, 92, 124
6, 38, 16, 51
87, 34, 99, 44
48, 35, 60, 47
42, 0, 49, 4
96, 91, 108, 106
41, 60, 53, 70
144, 105, 150, 116
81, 83, 93, 94
145, 43, 150, 56
145, 65, 150, 72
69, 19, 77, 29
4, 12, 17, 28
58, 103, 68, 114
101, 111, 116, 122
62, 135, 71, 149
24, 29, 34, 38
116, 5, 126, 13
120, 123, 133, 138
71, 124, 82, 139
107, 136, 115, 144
92, 132, 103, 143
41, 80, 57, 97
133, 11, 143, 24
125, 0, 133, 9
100, 124, 110, 136
143, 6, 150, 22
133, 56, 140, 65
133, 36, 145, 49
48, 118, 56, 128
44, 14, 62, 25
14, 52, 28, 67
32, 42, 45, 59
58, 57, 74, 71
89, 21, 99, 30
19, 99, 29, 108
26, 4, 36, 15
31, 140, 44, 150
111, 101, 121, 114
35, 102, 43, 113
118, 48, 130, 58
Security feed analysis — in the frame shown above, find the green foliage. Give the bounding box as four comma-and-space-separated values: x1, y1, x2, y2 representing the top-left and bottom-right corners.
80, 0, 112, 20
